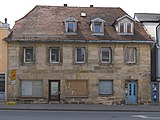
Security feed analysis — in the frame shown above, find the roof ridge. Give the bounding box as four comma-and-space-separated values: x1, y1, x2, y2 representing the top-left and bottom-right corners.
36, 5, 122, 9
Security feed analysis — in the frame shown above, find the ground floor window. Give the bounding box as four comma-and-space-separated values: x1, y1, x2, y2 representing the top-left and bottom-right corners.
21, 80, 43, 97
99, 80, 113, 95
66, 80, 88, 97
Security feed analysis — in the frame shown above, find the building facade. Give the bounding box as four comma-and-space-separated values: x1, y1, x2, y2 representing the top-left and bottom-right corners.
6, 5, 153, 104
134, 13, 160, 103
0, 19, 10, 101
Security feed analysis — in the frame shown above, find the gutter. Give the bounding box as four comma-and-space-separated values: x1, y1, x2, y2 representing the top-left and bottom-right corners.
6, 39, 154, 44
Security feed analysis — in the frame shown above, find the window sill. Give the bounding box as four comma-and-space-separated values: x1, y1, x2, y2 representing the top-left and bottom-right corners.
118, 33, 134, 35
99, 94, 113, 97
92, 33, 104, 36
22, 62, 35, 66
48, 62, 62, 66
64, 32, 77, 35
126, 62, 137, 65
66, 96, 89, 98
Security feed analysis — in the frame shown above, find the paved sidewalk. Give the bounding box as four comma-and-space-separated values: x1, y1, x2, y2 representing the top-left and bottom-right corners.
0, 103, 160, 112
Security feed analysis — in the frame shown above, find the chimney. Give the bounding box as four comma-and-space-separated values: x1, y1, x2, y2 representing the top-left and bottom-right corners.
5, 18, 7, 24
90, 5, 94, 7
64, 4, 67, 7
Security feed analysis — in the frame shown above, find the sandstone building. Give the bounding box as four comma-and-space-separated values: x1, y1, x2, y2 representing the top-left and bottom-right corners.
5, 5, 153, 104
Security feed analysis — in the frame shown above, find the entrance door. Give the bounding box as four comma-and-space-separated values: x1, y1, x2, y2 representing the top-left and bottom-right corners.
125, 81, 138, 104
0, 74, 5, 100
49, 80, 60, 101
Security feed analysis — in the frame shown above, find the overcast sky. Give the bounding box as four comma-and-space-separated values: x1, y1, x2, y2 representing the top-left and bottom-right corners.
1, 0, 160, 28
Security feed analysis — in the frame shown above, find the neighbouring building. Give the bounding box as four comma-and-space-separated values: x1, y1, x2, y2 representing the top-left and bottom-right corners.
134, 13, 160, 103
5, 5, 154, 104
0, 18, 10, 101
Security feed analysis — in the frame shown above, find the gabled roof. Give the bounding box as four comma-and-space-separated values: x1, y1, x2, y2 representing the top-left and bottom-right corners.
117, 15, 135, 22
63, 17, 78, 22
91, 18, 105, 22
134, 13, 160, 22
5, 5, 153, 43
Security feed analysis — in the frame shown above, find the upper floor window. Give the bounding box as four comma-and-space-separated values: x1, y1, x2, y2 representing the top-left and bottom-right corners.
91, 18, 105, 35
75, 47, 86, 63
64, 17, 78, 35
100, 47, 111, 63
125, 47, 137, 64
116, 15, 134, 35
24, 47, 34, 63
50, 47, 60, 63
119, 22, 133, 34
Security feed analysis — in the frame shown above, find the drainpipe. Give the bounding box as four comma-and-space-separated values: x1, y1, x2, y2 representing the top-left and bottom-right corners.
156, 23, 160, 81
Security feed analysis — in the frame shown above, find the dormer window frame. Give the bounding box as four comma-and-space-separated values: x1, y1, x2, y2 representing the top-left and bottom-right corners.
64, 17, 78, 35
91, 18, 105, 36
118, 22, 134, 35
116, 15, 135, 35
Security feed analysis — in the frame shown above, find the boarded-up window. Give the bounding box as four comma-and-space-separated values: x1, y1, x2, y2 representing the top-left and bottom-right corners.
66, 80, 88, 97
21, 80, 43, 97
99, 80, 113, 95
125, 47, 137, 64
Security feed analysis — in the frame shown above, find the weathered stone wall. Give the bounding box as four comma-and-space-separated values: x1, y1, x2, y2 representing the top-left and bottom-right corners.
7, 42, 151, 104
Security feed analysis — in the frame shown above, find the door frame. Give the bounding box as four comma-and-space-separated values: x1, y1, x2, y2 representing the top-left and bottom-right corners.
48, 80, 60, 101
125, 80, 138, 104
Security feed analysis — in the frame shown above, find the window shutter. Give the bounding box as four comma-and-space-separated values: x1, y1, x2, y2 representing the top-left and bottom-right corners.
99, 80, 113, 95
32, 81, 43, 97
21, 81, 32, 96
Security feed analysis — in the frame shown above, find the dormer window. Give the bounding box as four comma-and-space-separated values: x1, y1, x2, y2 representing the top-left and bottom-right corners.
119, 22, 133, 34
115, 15, 135, 35
91, 18, 105, 35
64, 17, 78, 35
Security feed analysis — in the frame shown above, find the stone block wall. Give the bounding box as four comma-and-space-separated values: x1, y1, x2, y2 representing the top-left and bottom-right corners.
7, 42, 151, 104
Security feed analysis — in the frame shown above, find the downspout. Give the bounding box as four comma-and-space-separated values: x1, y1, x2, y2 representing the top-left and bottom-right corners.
156, 22, 160, 81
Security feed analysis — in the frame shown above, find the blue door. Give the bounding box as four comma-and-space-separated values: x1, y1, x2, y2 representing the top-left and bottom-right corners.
125, 81, 138, 104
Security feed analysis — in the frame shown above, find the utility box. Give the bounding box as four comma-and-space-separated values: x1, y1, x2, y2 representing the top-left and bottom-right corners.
151, 82, 159, 103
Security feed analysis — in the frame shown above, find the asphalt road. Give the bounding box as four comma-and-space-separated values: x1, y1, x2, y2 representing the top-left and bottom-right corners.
0, 110, 160, 120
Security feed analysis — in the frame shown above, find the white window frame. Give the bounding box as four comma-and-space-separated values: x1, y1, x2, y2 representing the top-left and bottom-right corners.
118, 22, 133, 35
64, 17, 78, 35
24, 47, 34, 63
91, 18, 105, 36
99, 80, 113, 95
100, 47, 111, 63
50, 48, 60, 63
126, 47, 137, 64
75, 47, 86, 63
66, 22, 77, 33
